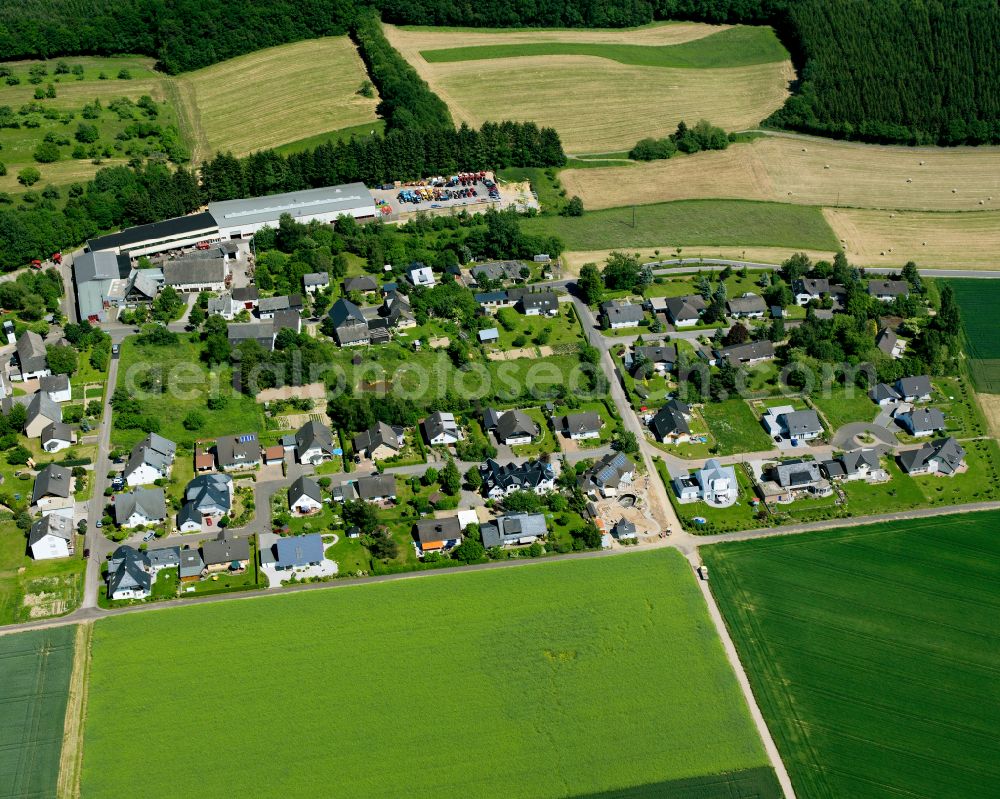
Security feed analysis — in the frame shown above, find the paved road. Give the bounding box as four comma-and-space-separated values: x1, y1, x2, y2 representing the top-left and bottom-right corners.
647, 257, 1000, 278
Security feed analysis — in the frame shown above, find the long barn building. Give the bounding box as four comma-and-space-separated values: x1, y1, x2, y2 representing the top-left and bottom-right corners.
87, 183, 377, 258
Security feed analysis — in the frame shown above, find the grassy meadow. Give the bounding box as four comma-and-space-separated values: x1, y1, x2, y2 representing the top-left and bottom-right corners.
522, 199, 840, 253
703, 511, 1000, 798
0, 626, 76, 798
82, 549, 777, 798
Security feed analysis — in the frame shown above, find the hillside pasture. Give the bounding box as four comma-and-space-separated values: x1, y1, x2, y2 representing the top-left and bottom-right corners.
81, 550, 777, 799
825, 208, 1000, 269
175, 37, 379, 160
560, 135, 1000, 211
0, 626, 76, 799
386, 24, 793, 153
703, 512, 1000, 799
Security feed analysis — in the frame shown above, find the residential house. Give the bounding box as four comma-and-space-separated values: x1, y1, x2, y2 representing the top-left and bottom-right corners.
474, 290, 512, 314
822, 449, 885, 482
673, 459, 738, 506
257, 294, 303, 320
232, 286, 259, 312
379, 290, 416, 329
31, 464, 73, 511
215, 433, 261, 471
650, 404, 691, 444
663, 294, 707, 328
163, 252, 229, 292
413, 516, 463, 556
876, 328, 905, 359
611, 518, 638, 542
303, 272, 330, 294
493, 410, 539, 445
295, 420, 338, 465
124, 433, 177, 487
289, 476, 323, 514
771, 458, 832, 499
261, 445, 285, 465
868, 280, 909, 302
353, 422, 404, 461
898, 437, 966, 476
421, 411, 463, 445
201, 533, 250, 573
481, 513, 547, 548
869, 382, 902, 406
207, 293, 239, 320
113, 487, 167, 529
726, 293, 767, 319
179, 549, 205, 581
354, 474, 397, 502
897, 406, 946, 437
794, 278, 830, 306
40, 422, 74, 453
558, 411, 603, 440
408, 264, 436, 287
106, 545, 151, 600
227, 321, 275, 351
343, 275, 379, 294
273, 533, 325, 569
28, 513, 74, 560
601, 300, 645, 330
715, 340, 775, 367
518, 291, 559, 316
194, 448, 216, 473
178, 473, 232, 532
146, 546, 180, 571
479, 458, 556, 498
470, 261, 522, 284
24, 391, 62, 439
14, 331, 50, 380
328, 298, 371, 347
762, 406, 824, 442
896, 375, 933, 403
39, 374, 71, 403
578, 452, 635, 497
626, 344, 678, 376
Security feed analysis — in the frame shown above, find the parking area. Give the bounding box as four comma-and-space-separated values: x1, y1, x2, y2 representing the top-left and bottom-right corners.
370, 171, 538, 221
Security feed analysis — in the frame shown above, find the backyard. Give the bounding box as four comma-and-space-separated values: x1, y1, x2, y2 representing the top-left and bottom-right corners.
701, 399, 774, 455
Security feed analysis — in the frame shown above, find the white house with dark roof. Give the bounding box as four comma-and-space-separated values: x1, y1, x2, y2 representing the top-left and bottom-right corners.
106, 545, 152, 600
289, 476, 323, 514
897, 406, 946, 437
28, 513, 74, 560
295, 420, 338, 464
39, 373, 72, 403
414, 516, 464, 556
899, 437, 965, 476
479, 458, 555, 498
481, 513, 547, 548
41, 422, 74, 453
794, 278, 831, 306
601, 300, 645, 329
663, 295, 706, 327
303, 272, 330, 294
113, 487, 167, 529
215, 433, 261, 471
518, 291, 559, 317
726, 293, 767, 319
421, 412, 463, 446
762, 406, 823, 442
876, 328, 905, 359
493, 410, 539, 445
578, 452, 635, 497
178, 473, 232, 532
868, 279, 909, 302
14, 331, 49, 380
31, 464, 73, 512
124, 433, 176, 486
558, 411, 603, 440
353, 422, 404, 461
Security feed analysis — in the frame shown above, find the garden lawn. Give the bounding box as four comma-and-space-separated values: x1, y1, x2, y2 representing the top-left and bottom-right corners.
82, 549, 776, 798
0, 626, 76, 799
809, 385, 877, 432
701, 399, 773, 455
113, 334, 264, 449
511, 407, 559, 457
703, 512, 1000, 799
0, 519, 85, 625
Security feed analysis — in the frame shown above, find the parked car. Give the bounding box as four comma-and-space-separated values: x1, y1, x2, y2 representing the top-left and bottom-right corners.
83, 548, 90, 558
112, 344, 120, 357
142, 531, 156, 542
95, 520, 103, 528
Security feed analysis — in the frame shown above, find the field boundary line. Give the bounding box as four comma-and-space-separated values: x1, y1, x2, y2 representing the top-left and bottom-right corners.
56, 622, 91, 799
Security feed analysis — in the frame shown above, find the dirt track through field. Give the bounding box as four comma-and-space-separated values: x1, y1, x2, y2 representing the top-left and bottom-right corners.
561, 135, 1000, 211
56, 622, 90, 799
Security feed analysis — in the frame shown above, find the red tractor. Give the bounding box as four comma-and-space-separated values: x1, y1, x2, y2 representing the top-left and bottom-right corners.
29, 259, 42, 269
52, 252, 62, 264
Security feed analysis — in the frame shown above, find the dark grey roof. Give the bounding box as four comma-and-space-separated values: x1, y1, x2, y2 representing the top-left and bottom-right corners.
343, 276, 378, 293
897, 375, 932, 399
582, 451, 636, 490
796, 278, 830, 296
495, 410, 539, 442
16, 331, 48, 374
868, 279, 909, 297
414, 516, 462, 545
876, 328, 899, 356
275, 534, 325, 568
184, 473, 232, 515
821, 459, 847, 479
201, 534, 250, 566
289, 475, 322, 507
353, 422, 401, 455
216, 433, 260, 467
28, 513, 73, 546
73, 250, 131, 282
26, 391, 61, 428
39, 373, 70, 393
32, 464, 71, 504
870, 383, 901, 402
665, 398, 690, 417
232, 286, 259, 303
902, 407, 946, 434
478, 458, 554, 495
355, 475, 396, 500
470, 261, 522, 282
329, 297, 366, 328
518, 291, 558, 312
258, 294, 303, 314
726, 294, 767, 314
612, 518, 637, 538
634, 344, 678, 366
295, 420, 336, 456
125, 433, 176, 479
422, 411, 459, 441
113, 487, 167, 525
146, 546, 180, 568
481, 513, 547, 547
108, 551, 152, 597
179, 548, 205, 577
664, 294, 706, 322
650, 406, 690, 439
272, 309, 301, 333
717, 340, 774, 364
774, 459, 824, 487
601, 301, 644, 325
163, 255, 227, 286
840, 448, 881, 474
781, 409, 823, 436
41, 421, 73, 446
88, 211, 217, 252
483, 408, 502, 431
303, 272, 330, 287
560, 411, 602, 436
227, 321, 274, 348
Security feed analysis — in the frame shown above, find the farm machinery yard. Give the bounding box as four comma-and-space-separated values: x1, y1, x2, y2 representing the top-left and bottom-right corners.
371, 170, 537, 220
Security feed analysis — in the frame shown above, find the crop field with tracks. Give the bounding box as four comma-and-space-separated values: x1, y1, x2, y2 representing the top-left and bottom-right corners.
385, 23, 793, 153
945, 279, 1000, 391
81, 550, 778, 798
703, 513, 1000, 799
0, 626, 76, 799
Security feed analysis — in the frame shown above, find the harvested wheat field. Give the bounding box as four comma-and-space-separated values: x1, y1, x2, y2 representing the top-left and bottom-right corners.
386, 24, 793, 153
562, 134, 1000, 211
176, 37, 379, 159
826, 208, 1000, 269
559, 246, 835, 274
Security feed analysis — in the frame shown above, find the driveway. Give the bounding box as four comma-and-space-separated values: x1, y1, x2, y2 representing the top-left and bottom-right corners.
832, 422, 899, 451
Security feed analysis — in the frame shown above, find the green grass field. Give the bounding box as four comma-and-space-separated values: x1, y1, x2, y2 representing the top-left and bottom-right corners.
273, 119, 387, 156
0, 626, 76, 798
521, 200, 840, 252
82, 550, 777, 798
421, 26, 787, 69
945, 279, 1000, 391
703, 511, 1000, 799
701, 399, 774, 456
808, 386, 877, 431
114, 334, 264, 450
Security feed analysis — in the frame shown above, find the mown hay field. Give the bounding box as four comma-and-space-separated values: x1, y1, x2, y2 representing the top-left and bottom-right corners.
81, 550, 776, 799
0, 626, 76, 799
385, 24, 793, 153
176, 37, 380, 160
522, 199, 840, 253
825, 207, 1000, 269
560, 135, 1000, 211
703, 512, 1000, 799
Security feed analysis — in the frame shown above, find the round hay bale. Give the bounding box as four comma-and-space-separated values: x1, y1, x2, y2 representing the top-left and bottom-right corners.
952, 188, 958, 193
880, 251, 885, 256
919, 160, 925, 165
906, 178, 912, 183
923, 241, 927, 246
802, 147, 807, 152
824, 164, 830, 169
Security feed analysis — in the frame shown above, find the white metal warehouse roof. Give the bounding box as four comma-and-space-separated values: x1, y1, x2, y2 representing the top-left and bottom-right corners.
208, 183, 374, 229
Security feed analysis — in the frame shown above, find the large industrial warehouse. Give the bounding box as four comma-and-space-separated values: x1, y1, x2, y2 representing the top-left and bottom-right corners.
86, 183, 377, 259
